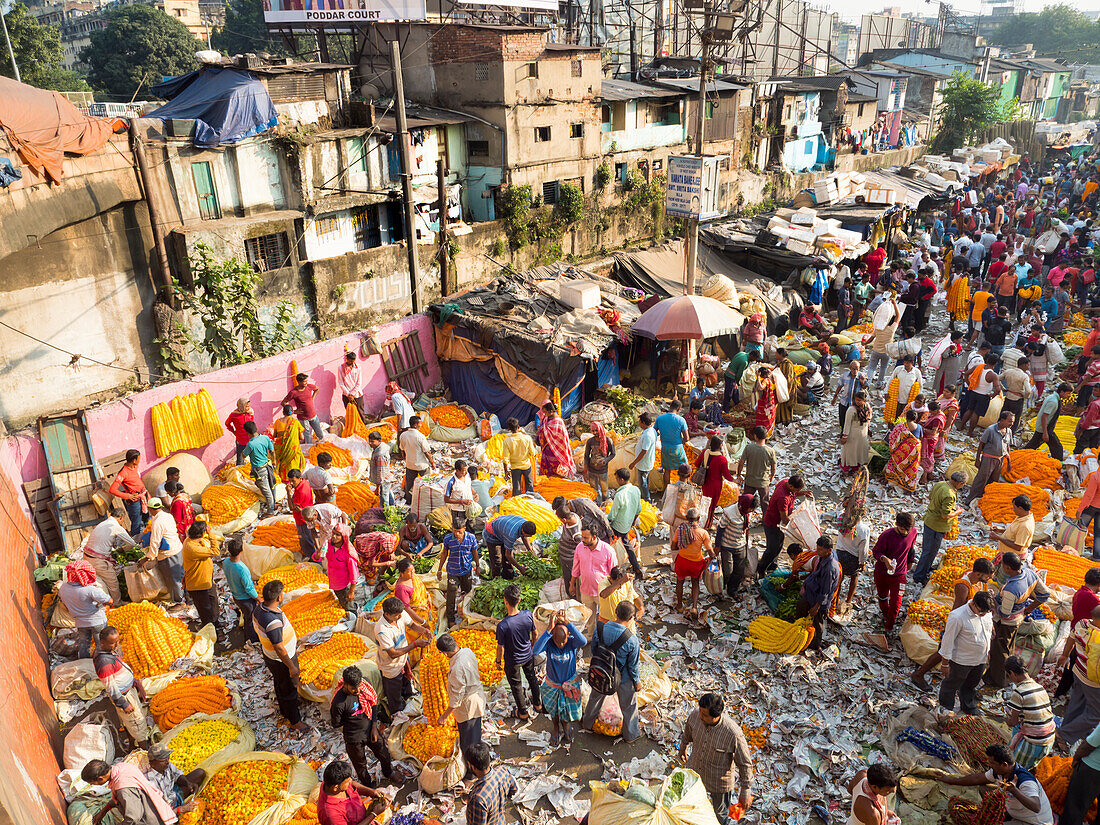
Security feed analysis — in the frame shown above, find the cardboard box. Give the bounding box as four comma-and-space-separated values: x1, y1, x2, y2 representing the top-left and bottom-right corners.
867, 188, 897, 205
790, 207, 818, 225
560, 280, 601, 310
814, 179, 837, 203
785, 237, 816, 255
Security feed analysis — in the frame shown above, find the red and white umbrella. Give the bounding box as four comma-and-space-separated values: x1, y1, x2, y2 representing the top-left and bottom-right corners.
631, 295, 745, 340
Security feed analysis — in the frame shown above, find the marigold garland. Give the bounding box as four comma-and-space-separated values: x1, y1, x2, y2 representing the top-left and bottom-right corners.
196, 760, 290, 825
297, 632, 369, 688
333, 480, 380, 516
257, 563, 326, 592
1000, 449, 1062, 489
428, 404, 473, 429
1033, 547, 1098, 589
202, 484, 261, 525
308, 442, 354, 469
979, 482, 1050, 522
250, 522, 301, 552
149, 675, 232, 731
282, 590, 347, 636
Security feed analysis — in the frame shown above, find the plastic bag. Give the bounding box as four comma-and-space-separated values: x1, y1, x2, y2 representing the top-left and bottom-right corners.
636, 651, 672, 708
51, 659, 103, 700
64, 720, 115, 771
66, 793, 118, 825
49, 597, 77, 629
773, 370, 789, 404
160, 711, 256, 773
782, 499, 821, 548
241, 541, 299, 581
194, 750, 318, 825
418, 739, 466, 794
532, 599, 591, 639
411, 478, 445, 520
428, 405, 479, 443
976, 394, 1004, 429
589, 769, 720, 825
539, 579, 570, 605
595, 692, 623, 736
703, 560, 724, 595
946, 452, 978, 485
429, 505, 453, 534
899, 620, 939, 665
124, 561, 167, 601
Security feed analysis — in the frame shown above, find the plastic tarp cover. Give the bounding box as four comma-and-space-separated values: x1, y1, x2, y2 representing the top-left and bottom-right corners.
0, 76, 113, 183
597, 349, 620, 388
444, 360, 540, 425
149, 67, 278, 148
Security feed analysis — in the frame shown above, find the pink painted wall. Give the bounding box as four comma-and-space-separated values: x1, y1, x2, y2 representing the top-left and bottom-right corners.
6, 314, 439, 490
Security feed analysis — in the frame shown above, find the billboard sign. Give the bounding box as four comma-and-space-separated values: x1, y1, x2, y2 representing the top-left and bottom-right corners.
263, 0, 427, 25
665, 155, 721, 220
456, 0, 559, 9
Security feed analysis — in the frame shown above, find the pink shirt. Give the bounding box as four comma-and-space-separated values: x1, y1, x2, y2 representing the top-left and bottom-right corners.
327, 541, 358, 591
571, 541, 615, 597
339, 362, 363, 396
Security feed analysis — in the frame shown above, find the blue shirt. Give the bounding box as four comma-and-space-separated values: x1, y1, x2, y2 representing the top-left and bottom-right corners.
443, 531, 479, 576
495, 610, 536, 666
967, 243, 985, 268
243, 435, 274, 470
1083, 721, 1100, 771
597, 621, 640, 684
654, 412, 688, 449
803, 551, 840, 609
688, 387, 714, 405
222, 558, 258, 601
834, 370, 865, 407
532, 623, 586, 684
635, 426, 657, 472
1041, 297, 1059, 328
485, 515, 527, 550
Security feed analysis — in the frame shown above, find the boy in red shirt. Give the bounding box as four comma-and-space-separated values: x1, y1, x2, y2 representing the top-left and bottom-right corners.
282, 373, 324, 443
224, 398, 255, 465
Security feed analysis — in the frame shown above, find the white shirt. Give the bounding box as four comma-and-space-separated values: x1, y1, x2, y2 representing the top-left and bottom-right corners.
837, 521, 871, 565
304, 465, 334, 492
400, 429, 431, 471
312, 503, 344, 541
375, 613, 413, 678
939, 603, 993, 666
445, 473, 473, 513
889, 365, 921, 401
147, 510, 183, 561
391, 393, 415, 429
84, 516, 135, 559
982, 770, 1053, 825
446, 647, 487, 723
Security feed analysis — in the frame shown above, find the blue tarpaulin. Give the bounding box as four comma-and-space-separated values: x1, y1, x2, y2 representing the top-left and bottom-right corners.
149, 67, 277, 148
445, 360, 585, 425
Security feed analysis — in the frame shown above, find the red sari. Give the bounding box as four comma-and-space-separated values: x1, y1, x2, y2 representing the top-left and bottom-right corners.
754, 380, 778, 436
919, 412, 946, 474
694, 450, 734, 528
538, 413, 576, 477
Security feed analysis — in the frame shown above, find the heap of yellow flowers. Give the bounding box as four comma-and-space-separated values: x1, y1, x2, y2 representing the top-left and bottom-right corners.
403, 720, 458, 762
333, 480, 379, 516
907, 600, 951, 639
1033, 547, 1097, 589
150, 389, 223, 457
979, 483, 1050, 522
429, 404, 473, 428
451, 628, 504, 686
496, 497, 561, 533
150, 675, 232, 730
107, 601, 162, 633
747, 616, 814, 654
201, 484, 261, 525
108, 606, 193, 680
929, 545, 998, 595
283, 591, 347, 637
1064, 328, 1087, 347
258, 563, 326, 592
1001, 450, 1062, 489
287, 803, 320, 825
363, 422, 398, 443
308, 442, 354, 468
250, 522, 301, 552
419, 645, 450, 722
167, 719, 242, 773
297, 632, 370, 688
196, 759, 290, 825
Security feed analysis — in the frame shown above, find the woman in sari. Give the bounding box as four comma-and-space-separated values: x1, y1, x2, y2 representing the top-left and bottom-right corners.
754, 368, 778, 436
538, 401, 577, 478
945, 265, 969, 325
394, 557, 434, 662
742, 313, 766, 357
919, 400, 946, 484
937, 385, 960, 443
840, 390, 872, 472
885, 409, 923, 493
272, 403, 306, 483
774, 349, 799, 425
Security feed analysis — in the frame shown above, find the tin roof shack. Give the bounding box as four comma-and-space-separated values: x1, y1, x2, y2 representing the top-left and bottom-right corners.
600, 78, 686, 190
766, 80, 825, 172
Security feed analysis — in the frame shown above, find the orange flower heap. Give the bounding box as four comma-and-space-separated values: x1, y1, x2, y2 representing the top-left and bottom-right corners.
979, 483, 1050, 522
106, 605, 193, 679
287, 803, 319, 825
201, 484, 261, 525
908, 600, 951, 640
258, 563, 326, 592
403, 720, 458, 762
534, 476, 597, 501
149, 675, 232, 730
282, 590, 347, 637
1000, 450, 1062, 490
198, 759, 290, 825
429, 404, 473, 429
929, 545, 997, 595
333, 480, 379, 516
308, 442, 354, 468
1033, 547, 1097, 589
450, 628, 504, 686
251, 522, 301, 552
297, 632, 369, 688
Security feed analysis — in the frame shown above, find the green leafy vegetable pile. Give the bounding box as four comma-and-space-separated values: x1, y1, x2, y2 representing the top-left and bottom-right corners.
513, 551, 560, 583
112, 545, 147, 565
384, 506, 406, 534
413, 555, 436, 574
468, 578, 542, 617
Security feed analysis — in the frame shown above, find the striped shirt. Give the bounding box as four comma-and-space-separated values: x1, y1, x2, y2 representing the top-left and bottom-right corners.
253, 603, 298, 660
1006, 676, 1056, 744
444, 532, 479, 577
681, 709, 753, 794
93, 648, 137, 709
1071, 619, 1100, 688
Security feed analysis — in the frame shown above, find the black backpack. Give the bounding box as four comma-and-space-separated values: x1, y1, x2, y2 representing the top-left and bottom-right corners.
587, 622, 633, 695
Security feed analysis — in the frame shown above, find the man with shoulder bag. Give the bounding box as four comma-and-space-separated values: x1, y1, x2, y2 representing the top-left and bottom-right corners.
582, 601, 641, 743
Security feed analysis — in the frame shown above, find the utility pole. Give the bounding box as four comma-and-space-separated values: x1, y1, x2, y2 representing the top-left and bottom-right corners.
629, 15, 637, 80
391, 39, 421, 314
437, 157, 450, 298
653, 0, 664, 62
684, 13, 710, 300
1, 3, 20, 83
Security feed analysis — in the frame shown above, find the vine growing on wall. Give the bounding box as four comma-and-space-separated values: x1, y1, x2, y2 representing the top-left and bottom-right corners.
163, 243, 305, 372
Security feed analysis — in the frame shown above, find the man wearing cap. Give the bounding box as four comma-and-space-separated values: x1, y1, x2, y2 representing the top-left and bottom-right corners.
145, 498, 185, 604
339, 350, 368, 422
145, 742, 205, 814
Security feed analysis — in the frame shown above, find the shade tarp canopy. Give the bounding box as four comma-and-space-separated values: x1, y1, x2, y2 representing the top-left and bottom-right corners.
150, 67, 278, 148
0, 75, 114, 183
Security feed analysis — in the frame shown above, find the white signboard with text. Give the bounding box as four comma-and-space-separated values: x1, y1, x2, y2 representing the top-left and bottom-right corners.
263, 0, 427, 25
665, 155, 722, 220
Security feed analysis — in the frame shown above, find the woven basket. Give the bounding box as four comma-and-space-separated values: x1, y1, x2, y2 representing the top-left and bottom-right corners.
578, 401, 618, 425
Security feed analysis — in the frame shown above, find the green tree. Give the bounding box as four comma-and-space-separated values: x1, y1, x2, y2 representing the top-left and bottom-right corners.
931, 72, 1001, 154
0, 3, 89, 91
81, 4, 198, 99
210, 0, 290, 58
988, 4, 1100, 62
554, 182, 584, 223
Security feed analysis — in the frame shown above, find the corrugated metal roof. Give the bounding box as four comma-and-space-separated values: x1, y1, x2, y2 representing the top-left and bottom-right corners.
652, 77, 748, 94
600, 78, 684, 101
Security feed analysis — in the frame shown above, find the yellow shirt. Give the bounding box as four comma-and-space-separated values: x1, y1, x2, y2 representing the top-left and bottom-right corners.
182, 535, 220, 591
501, 432, 537, 471
599, 579, 638, 622
998, 514, 1035, 555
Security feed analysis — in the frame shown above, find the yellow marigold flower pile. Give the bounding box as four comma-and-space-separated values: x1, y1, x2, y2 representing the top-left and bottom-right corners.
908, 600, 951, 640
150, 675, 232, 730
1033, 547, 1098, 589
250, 522, 301, 552
747, 616, 814, 654
1064, 328, 1087, 347
979, 483, 1050, 522
308, 442, 354, 469
283, 591, 347, 637
258, 563, 326, 592
593, 717, 622, 736
496, 497, 561, 533
201, 484, 261, 525
1001, 450, 1063, 489
450, 628, 504, 686
107, 601, 162, 633
363, 422, 397, 443
167, 719, 242, 773
419, 645, 450, 723
385, 415, 430, 436
333, 480, 379, 516
297, 632, 369, 688
1071, 311, 1092, 329
197, 759, 290, 825
1035, 754, 1098, 818
112, 609, 193, 680
403, 720, 458, 762
429, 404, 473, 428
930, 545, 997, 595
287, 803, 320, 825
534, 476, 597, 501
847, 322, 875, 336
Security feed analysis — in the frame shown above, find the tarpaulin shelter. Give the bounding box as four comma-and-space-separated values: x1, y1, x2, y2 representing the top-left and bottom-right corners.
149, 67, 278, 148
0, 76, 114, 183
429, 266, 641, 424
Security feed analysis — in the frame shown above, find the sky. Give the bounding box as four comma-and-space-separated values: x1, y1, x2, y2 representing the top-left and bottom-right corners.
825, 0, 1100, 23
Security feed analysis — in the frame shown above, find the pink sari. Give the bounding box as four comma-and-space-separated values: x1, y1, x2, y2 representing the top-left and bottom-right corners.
539, 414, 576, 477
919, 412, 946, 473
